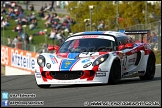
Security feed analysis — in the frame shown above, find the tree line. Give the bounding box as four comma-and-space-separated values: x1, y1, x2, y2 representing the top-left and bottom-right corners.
66, 1, 161, 33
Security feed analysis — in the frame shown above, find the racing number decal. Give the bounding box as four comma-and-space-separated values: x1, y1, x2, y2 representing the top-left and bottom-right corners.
122, 53, 127, 67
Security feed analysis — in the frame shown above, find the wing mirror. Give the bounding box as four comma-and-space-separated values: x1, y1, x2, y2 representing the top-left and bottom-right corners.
118, 43, 134, 50
48, 45, 60, 53
118, 45, 125, 51
125, 43, 134, 49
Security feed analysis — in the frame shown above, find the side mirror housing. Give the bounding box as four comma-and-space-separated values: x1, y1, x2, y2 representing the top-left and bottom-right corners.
48, 45, 60, 53
118, 45, 125, 51
125, 43, 134, 49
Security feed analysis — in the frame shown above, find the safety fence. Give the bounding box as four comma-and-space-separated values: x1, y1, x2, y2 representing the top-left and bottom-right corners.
1, 37, 43, 53
124, 21, 161, 50
1, 21, 161, 52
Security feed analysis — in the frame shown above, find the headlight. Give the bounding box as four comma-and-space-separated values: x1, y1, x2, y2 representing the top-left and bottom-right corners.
37, 55, 45, 67
83, 62, 92, 68
46, 63, 51, 69
92, 54, 109, 66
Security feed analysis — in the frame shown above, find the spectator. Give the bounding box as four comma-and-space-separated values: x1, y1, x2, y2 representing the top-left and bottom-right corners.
51, 13, 59, 28
14, 8, 20, 18
12, 24, 23, 35
56, 29, 64, 46
56, 21, 63, 31
18, 6, 24, 13
40, 42, 48, 53
97, 21, 104, 30
24, 34, 30, 50
27, 14, 32, 23
29, 34, 33, 43
22, 18, 28, 25
42, 12, 50, 21
17, 24, 23, 35
8, 7, 16, 19
40, 3, 47, 11
29, 4, 34, 11
1, 8, 7, 15
49, 27, 57, 40
12, 35, 19, 48
44, 3, 52, 12
1, 15, 4, 21
11, 1, 17, 8
147, 31, 151, 43
150, 32, 158, 50
29, 19, 37, 30
1, 19, 9, 29
17, 17, 22, 25
50, 1, 56, 12
7, 36, 11, 47
44, 15, 54, 27
38, 10, 45, 18
2, 1, 5, 7
31, 12, 36, 20
63, 15, 72, 32
18, 10, 25, 19
26, 1, 29, 10
4, 1, 11, 8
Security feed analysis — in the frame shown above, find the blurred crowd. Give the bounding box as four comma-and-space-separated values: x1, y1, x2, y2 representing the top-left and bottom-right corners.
130, 31, 158, 50
1, 1, 76, 52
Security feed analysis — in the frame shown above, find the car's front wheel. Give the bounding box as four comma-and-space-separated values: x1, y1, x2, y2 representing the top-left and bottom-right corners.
37, 84, 51, 88
108, 60, 121, 84
139, 53, 155, 80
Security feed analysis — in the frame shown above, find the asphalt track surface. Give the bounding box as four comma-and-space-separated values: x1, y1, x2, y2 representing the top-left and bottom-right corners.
1, 66, 161, 107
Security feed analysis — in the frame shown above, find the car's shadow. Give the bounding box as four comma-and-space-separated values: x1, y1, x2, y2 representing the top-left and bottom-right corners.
49, 76, 161, 89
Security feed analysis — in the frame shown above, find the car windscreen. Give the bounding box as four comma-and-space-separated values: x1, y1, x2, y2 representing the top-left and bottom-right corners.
58, 36, 116, 53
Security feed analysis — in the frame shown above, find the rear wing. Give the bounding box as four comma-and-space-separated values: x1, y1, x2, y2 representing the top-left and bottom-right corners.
119, 30, 151, 43
124, 30, 150, 35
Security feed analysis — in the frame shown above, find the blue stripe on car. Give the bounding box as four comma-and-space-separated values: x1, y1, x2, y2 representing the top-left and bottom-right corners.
82, 31, 104, 34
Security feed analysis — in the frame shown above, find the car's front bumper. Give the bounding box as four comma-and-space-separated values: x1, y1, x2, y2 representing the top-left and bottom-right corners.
35, 71, 109, 84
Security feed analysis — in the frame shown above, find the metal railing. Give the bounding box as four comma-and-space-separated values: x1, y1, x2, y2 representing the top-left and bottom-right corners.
1, 21, 161, 52
1, 37, 43, 52
121, 21, 161, 51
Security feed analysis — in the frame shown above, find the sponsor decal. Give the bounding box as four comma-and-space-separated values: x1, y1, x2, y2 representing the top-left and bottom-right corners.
128, 58, 136, 62
11, 50, 35, 71
1, 45, 39, 72
35, 71, 41, 78
98, 68, 107, 72
96, 72, 106, 77
59, 59, 79, 71
82, 35, 98, 38
49, 55, 57, 64
128, 63, 134, 66
81, 59, 90, 63
65, 61, 72, 68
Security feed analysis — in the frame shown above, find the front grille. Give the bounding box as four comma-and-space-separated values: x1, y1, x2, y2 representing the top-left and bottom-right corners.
50, 71, 84, 80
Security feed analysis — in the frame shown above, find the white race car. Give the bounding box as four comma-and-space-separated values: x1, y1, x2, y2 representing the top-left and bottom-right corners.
35, 30, 156, 88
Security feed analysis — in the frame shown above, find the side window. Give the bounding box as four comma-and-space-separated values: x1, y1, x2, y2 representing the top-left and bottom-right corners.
117, 37, 126, 46
129, 37, 135, 44
121, 37, 127, 45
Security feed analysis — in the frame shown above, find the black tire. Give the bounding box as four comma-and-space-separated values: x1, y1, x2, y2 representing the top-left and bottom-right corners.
37, 84, 51, 88
139, 54, 155, 80
108, 60, 121, 84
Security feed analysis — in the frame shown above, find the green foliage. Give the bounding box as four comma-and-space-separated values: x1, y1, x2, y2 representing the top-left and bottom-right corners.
66, 1, 161, 33
154, 51, 161, 64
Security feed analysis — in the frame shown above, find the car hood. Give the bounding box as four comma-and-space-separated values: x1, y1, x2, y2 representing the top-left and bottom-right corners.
56, 52, 108, 59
